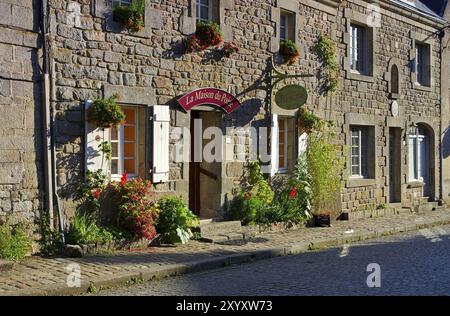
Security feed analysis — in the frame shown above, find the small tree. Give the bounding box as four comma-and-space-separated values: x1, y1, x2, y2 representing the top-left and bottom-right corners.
306, 125, 344, 217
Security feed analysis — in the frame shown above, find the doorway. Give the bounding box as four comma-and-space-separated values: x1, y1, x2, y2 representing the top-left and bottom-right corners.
389, 128, 402, 203
189, 110, 223, 219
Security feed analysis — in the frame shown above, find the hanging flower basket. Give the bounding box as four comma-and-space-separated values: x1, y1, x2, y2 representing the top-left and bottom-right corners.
221, 42, 239, 58
87, 94, 126, 129
297, 107, 323, 134
185, 21, 223, 53
280, 40, 300, 65
113, 0, 145, 33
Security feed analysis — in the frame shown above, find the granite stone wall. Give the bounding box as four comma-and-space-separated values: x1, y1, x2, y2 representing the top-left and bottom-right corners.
44, 0, 445, 221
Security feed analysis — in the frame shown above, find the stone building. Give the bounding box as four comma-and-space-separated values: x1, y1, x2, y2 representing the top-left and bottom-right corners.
1, 0, 450, 235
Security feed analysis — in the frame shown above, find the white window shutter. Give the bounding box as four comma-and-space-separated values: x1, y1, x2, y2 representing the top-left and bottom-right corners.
84, 100, 110, 178
270, 113, 279, 177
298, 132, 308, 157
152, 105, 170, 183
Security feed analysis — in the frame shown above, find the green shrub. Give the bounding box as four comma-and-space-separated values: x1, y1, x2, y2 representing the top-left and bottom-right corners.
228, 161, 275, 225
156, 196, 199, 244
66, 212, 113, 245
0, 221, 32, 262
306, 128, 344, 216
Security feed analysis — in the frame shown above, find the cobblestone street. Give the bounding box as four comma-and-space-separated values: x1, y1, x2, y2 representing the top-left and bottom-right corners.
2, 210, 450, 295
94, 225, 450, 296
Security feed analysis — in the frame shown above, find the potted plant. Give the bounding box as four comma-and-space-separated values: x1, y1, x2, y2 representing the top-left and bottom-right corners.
221, 42, 239, 58
113, 0, 145, 33
297, 107, 324, 134
87, 94, 126, 128
305, 124, 344, 227
280, 40, 300, 65
185, 21, 223, 53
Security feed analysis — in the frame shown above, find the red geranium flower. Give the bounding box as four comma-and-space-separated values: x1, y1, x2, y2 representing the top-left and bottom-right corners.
290, 187, 297, 199
92, 188, 102, 199
120, 172, 128, 186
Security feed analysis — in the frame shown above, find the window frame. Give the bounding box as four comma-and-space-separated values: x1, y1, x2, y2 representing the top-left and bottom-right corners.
279, 9, 295, 43
112, 0, 132, 7
196, 0, 212, 23
415, 41, 430, 87
110, 106, 139, 181
349, 23, 367, 74
277, 117, 289, 173
350, 126, 368, 178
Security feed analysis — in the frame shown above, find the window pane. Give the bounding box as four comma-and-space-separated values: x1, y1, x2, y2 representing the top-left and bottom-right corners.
200, 7, 209, 20
124, 126, 135, 142
124, 108, 135, 124
124, 159, 136, 174
111, 159, 118, 175
124, 142, 135, 158
111, 142, 118, 157
111, 126, 118, 140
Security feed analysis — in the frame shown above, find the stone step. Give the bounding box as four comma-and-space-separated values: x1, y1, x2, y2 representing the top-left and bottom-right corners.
200, 232, 245, 243
199, 220, 243, 239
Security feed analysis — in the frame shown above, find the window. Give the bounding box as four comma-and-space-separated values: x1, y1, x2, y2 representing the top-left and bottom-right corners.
278, 117, 288, 171
110, 107, 139, 179
408, 127, 428, 182
197, 0, 211, 22
349, 24, 367, 74
391, 64, 399, 94
415, 42, 430, 86
350, 127, 368, 178
280, 10, 295, 42
112, 0, 132, 7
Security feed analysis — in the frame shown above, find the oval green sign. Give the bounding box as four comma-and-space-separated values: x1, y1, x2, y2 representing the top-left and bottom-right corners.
275, 85, 308, 110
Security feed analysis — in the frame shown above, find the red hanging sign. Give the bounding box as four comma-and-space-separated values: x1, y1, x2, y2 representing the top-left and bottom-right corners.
178, 88, 241, 114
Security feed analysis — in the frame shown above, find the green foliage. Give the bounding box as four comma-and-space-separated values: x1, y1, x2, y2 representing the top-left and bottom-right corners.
0, 220, 32, 262
98, 141, 112, 162
315, 33, 339, 93
66, 212, 113, 245
113, 0, 145, 32
88, 94, 125, 128
156, 196, 199, 244
37, 215, 64, 255
185, 21, 223, 53
229, 161, 275, 224
297, 107, 326, 134
77, 169, 106, 212
306, 127, 344, 216
280, 40, 300, 65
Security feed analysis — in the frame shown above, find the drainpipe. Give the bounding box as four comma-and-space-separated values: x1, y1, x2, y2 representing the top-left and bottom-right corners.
40, 0, 65, 242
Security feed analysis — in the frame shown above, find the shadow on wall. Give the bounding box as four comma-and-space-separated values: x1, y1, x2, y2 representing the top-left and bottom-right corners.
228, 98, 262, 127
443, 126, 450, 159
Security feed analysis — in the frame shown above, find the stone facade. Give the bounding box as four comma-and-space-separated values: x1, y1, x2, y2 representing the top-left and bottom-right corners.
0, 0, 44, 229
1, 0, 449, 230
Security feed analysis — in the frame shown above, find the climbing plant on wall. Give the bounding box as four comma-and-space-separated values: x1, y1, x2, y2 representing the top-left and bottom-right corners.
315, 33, 339, 93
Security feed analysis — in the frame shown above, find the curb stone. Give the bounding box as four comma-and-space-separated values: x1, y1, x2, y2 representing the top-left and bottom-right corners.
4, 214, 450, 296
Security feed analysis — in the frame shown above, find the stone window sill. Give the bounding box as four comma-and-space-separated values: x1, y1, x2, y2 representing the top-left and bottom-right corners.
413, 82, 432, 92
407, 181, 424, 188
345, 71, 375, 83
347, 178, 376, 188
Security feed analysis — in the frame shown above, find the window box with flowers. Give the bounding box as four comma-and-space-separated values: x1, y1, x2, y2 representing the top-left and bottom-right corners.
112, 0, 145, 33
221, 42, 239, 58
280, 40, 300, 65
185, 21, 223, 53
